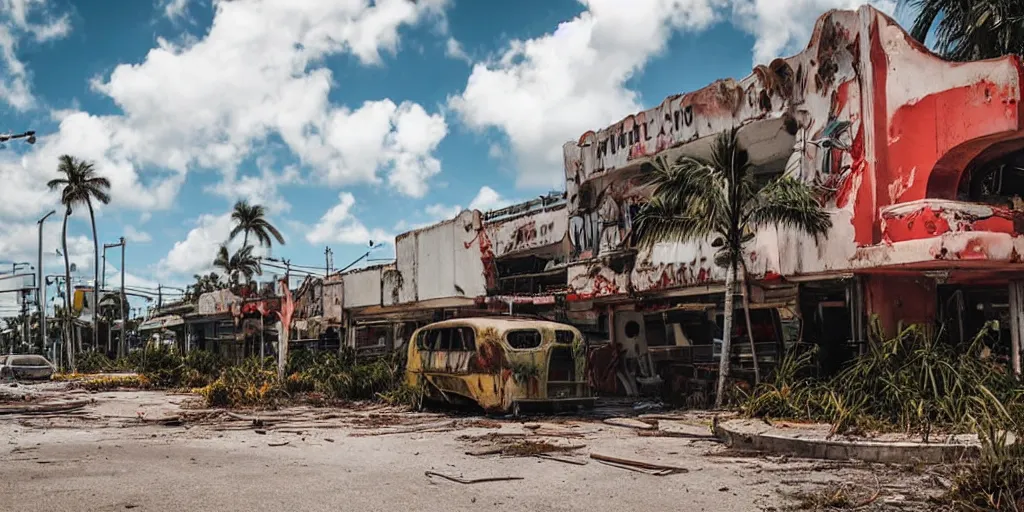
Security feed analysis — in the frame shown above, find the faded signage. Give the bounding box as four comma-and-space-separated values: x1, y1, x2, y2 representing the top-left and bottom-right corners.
323, 279, 344, 323
567, 72, 777, 182
485, 208, 568, 258
197, 289, 240, 316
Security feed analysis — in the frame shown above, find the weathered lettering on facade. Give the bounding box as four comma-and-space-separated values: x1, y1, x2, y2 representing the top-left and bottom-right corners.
486, 208, 568, 258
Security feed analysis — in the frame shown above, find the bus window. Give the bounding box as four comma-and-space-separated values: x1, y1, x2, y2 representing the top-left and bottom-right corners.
507, 330, 542, 349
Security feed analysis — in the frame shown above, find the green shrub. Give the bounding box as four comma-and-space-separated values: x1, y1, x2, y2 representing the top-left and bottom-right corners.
76, 352, 115, 374
182, 350, 225, 388
743, 322, 1024, 436
945, 430, 1024, 511
200, 357, 284, 408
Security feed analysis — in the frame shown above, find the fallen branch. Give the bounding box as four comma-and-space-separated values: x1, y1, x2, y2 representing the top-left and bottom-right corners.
0, 399, 92, 416
853, 474, 882, 509
594, 459, 673, 476
140, 415, 183, 426
424, 471, 523, 484
603, 418, 657, 430
351, 420, 457, 437
268, 441, 290, 447
636, 430, 721, 441
466, 448, 504, 456
589, 453, 688, 474
535, 453, 588, 466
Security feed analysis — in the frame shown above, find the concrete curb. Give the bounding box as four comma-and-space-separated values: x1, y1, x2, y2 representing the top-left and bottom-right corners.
714, 420, 979, 464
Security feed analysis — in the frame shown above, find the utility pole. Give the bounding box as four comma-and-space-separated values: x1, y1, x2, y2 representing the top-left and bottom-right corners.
324, 246, 332, 275
157, 284, 162, 311
102, 238, 127, 355
120, 237, 126, 357
37, 210, 55, 353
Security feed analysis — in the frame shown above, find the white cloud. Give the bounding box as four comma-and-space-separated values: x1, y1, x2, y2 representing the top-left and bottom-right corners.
730, 0, 895, 64
292, 99, 448, 198
306, 192, 392, 245
161, 0, 191, 21
424, 203, 463, 221
0, 0, 71, 110
468, 186, 511, 212
445, 37, 471, 63
159, 213, 233, 276
450, 0, 723, 189
1, 0, 452, 226
394, 186, 513, 233
450, 0, 897, 189
123, 225, 152, 244
205, 157, 301, 214
0, 217, 94, 289
158, 212, 272, 277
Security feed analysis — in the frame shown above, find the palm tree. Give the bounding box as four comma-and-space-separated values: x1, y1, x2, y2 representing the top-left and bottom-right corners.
213, 245, 262, 286
229, 200, 285, 249
900, 0, 1024, 61
48, 155, 111, 358
635, 128, 832, 408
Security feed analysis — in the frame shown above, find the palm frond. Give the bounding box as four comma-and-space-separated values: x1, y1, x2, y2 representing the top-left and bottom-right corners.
900, 0, 1024, 61
745, 175, 833, 236
260, 221, 286, 245
633, 196, 716, 249
47, 178, 69, 190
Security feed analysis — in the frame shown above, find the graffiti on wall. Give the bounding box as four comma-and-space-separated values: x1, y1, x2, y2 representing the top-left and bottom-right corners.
568, 179, 646, 260
630, 244, 716, 293
565, 261, 631, 301
486, 208, 568, 258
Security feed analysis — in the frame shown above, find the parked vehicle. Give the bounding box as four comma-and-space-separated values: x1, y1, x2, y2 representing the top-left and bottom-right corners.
0, 354, 56, 380
406, 317, 594, 415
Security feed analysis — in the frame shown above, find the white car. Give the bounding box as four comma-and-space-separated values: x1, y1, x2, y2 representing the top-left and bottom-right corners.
0, 354, 56, 380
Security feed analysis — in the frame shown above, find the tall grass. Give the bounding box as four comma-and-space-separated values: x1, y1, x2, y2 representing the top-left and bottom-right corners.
742, 321, 1024, 511
743, 322, 1023, 436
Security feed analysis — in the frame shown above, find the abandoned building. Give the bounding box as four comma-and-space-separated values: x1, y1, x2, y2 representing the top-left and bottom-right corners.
137, 5, 1023, 399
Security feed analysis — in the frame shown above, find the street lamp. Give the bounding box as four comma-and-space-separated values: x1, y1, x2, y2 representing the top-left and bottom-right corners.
0, 130, 36, 148
37, 210, 56, 352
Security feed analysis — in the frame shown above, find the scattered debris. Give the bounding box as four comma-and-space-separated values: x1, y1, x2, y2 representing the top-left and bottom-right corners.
466, 448, 504, 457
589, 453, 688, 475
350, 420, 457, 437
637, 430, 721, 441
425, 471, 523, 485
501, 440, 583, 457
0, 399, 92, 415
254, 429, 267, 435
535, 453, 588, 466
603, 418, 657, 430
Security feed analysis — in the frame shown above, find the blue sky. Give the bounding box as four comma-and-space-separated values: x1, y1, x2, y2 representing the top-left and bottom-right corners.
0, 0, 904, 314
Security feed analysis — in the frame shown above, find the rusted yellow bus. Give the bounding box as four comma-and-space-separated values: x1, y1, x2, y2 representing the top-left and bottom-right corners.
405, 317, 594, 415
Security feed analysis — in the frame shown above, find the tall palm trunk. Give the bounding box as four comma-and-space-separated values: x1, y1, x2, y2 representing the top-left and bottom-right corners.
61, 208, 75, 372
715, 262, 737, 409
87, 200, 99, 354
739, 269, 761, 384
